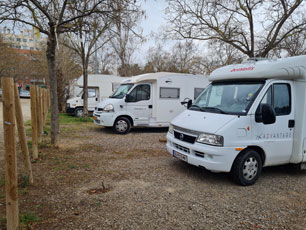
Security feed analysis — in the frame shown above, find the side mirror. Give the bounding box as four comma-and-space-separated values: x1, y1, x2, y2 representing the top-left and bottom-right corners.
256, 104, 276, 125
181, 98, 192, 109
125, 94, 131, 102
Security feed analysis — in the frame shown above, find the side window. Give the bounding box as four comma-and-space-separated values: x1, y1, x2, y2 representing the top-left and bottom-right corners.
257, 84, 291, 117
194, 88, 205, 100
260, 86, 272, 106
274, 84, 291, 116
88, 88, 96, 98
160, 87, 180, 99
128, 84, 150, 102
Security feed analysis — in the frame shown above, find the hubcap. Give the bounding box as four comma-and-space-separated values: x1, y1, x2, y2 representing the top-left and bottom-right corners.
116, 120, 128, 132
242, 157, 258, 181
76, 109, 83, 117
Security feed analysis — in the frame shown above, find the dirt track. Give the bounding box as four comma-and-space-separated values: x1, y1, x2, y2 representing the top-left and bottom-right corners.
0, 98, 31, 160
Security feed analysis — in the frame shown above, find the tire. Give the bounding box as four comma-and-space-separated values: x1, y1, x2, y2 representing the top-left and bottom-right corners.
231, 149, 262, 186
113, 117, 131, 134
74, 108, 83, 117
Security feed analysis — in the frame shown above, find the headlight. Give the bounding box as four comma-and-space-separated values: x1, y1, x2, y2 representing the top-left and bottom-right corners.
196, 133, 223, 146
168, 124, 174, 134
103, 104, 114, 112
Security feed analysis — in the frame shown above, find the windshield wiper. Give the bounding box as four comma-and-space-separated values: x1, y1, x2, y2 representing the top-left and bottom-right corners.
189, 104, 201, 110
200, 106, 228, 114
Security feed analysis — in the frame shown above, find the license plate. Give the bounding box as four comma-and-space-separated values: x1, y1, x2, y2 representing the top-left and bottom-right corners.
173, 150, 187, 162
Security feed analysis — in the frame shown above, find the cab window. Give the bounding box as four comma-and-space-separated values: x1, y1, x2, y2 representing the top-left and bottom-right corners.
258, 83, 291, 116
128, 84, 150, 102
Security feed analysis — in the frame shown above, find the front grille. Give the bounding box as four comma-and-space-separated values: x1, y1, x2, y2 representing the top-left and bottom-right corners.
174, 131, 197, 144
97, 108, 104, 111
174, 143, 190, 154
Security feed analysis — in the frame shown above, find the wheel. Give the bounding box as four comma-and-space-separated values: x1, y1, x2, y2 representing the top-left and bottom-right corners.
231, 149, 262, 186
74, 108, 83, 117
113, 117, 131, 134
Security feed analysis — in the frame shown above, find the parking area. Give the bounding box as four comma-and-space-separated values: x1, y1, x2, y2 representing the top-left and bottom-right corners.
1, 100, 306, 229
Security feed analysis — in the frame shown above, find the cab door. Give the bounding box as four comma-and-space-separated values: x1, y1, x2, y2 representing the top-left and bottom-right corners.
251, 81, 294, 166
87, 88, 99, 111
125, 84, 152, 125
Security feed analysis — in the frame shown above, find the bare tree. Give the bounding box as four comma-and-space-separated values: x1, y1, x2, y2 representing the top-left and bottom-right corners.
0, 0, 109, 145
110, 0, 144, 76
63, 1, 113, 116
166, 0, 306, 58
55, 44, 82, 112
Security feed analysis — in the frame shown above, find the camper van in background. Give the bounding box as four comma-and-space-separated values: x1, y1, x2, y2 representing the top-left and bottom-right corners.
93, 72, 209, 134
167, 55, 306, 186
66, 74, 126, 117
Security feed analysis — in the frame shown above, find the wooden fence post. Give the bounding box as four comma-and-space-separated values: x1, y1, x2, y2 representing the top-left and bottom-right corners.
14, 84, 34, 184
36, 87, 42, 140
42, 89, 46, 127
30, 85, 38, 159
1, 77, 19, 230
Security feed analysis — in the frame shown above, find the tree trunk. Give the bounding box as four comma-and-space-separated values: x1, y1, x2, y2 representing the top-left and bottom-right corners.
46, 29, 60, 146
82, 60, 88, 117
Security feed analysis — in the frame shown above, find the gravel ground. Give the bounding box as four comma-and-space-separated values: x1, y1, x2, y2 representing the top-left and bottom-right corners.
0, 101, 306, 229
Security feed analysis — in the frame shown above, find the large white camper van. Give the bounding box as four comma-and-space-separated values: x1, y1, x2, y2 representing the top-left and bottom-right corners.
93, 72, 209, 134
167, 55, 306, 186
66, 74, 125, 116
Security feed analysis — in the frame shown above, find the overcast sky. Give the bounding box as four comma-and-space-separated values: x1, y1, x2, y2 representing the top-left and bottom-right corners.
136, 0, 168, 63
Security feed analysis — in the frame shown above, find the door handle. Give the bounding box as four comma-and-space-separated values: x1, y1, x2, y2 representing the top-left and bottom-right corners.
148, 105, 152, 109
288, 120, 295, 128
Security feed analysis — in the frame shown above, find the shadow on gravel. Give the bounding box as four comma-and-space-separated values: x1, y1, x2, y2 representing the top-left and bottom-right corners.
262, 164, 306, 177
169, 159, 232, 185
93, 127, 169, 134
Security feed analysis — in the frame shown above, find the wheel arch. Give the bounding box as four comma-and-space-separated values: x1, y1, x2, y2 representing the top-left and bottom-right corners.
232, 146, 266, 169
114, 115, 134, 127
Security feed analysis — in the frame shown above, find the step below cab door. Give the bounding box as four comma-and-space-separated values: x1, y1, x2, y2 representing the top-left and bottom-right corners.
251, 81, 294, 166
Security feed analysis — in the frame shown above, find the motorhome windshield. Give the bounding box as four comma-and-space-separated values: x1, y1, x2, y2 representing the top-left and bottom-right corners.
109, 84, 134, 99
190, 81, 264, 115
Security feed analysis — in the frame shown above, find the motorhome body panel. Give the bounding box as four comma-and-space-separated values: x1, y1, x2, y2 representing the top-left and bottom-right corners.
167, 55, 306, 179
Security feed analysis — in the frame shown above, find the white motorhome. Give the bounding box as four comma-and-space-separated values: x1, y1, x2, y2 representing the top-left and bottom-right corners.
167, 55, 306, 186
66, 74, 125, 116
93, 72, 209, 134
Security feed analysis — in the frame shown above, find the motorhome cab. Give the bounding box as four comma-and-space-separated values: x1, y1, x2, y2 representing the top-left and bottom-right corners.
93, 72, 209, 134
166, 55, 306, 186
66, 74, 125, 116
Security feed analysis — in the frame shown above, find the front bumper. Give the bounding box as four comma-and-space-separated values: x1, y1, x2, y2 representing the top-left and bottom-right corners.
93, 111, 116, 127
166, 132, 238, 172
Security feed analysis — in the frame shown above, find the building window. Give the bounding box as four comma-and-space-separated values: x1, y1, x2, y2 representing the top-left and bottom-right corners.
2, 36, 5, 40
30, 47, 34, 50
16, 38, 21, 42
29, 39, 33, 42
160, 87, 180, 99
23, 46, 28, 49
23, 38, 27, 42
9, 37, 14, 41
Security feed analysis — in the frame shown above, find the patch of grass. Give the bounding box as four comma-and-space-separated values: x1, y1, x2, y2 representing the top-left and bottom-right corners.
19, 212, 39, 227
19, 175, 30, 188
59, 113, 92, 124
69, 164, 77, 169
24, 120, 32, 127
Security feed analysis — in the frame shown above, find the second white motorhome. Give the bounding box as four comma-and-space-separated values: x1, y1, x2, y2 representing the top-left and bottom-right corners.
167, 55, 306, 186
66, 74, 125, 116
93, 72, 209, 134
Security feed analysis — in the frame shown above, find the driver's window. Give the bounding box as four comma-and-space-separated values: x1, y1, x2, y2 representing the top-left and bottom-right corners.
128, 84, 150, 102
